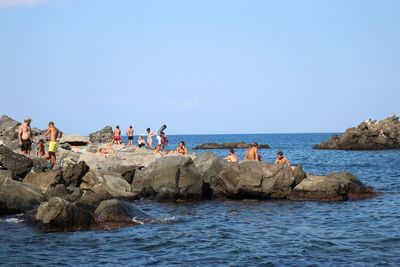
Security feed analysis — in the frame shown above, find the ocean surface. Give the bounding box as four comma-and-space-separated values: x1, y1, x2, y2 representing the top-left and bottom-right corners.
1, 133, 400, 266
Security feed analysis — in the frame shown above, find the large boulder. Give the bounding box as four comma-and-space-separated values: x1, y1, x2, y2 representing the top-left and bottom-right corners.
89, 126, 113, 144
0, 145, 33, 179
292, 164, 307, 188
132, 156, 203, 201
314, 115, 400, 150
194, 152, 228, 198
288, 172, 375, 201
63, 161, 89, 187
30, 197, 94, 232
211, 161, 294, 200
23, 170, 64, 194
80, 171, 136, 199
0, 115, 20, 146
59, 135, 90, 146
45, 184, 83, 203
75, 190, 113, 212
94, 199, 151, 229
0, 173, 46, 215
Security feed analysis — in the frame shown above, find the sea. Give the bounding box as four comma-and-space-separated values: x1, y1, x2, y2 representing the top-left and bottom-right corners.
1, 133, 399, 266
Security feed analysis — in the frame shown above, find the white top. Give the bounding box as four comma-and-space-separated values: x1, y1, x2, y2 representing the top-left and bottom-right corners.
156, 135, 162, 145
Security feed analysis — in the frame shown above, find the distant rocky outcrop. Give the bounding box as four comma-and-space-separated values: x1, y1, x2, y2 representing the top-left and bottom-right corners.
314, 115, 400, 150
89, 126, 113, 143
0, 115, 20, 146
194, 142, 270, 150
59, 135, 90, 146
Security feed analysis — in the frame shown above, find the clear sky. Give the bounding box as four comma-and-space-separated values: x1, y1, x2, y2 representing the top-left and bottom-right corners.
1, 0, 399, 135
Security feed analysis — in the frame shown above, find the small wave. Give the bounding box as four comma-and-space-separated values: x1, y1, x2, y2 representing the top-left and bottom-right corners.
151, 216, 179, 224
132, 217, 145, 225
1, 217, 24, 224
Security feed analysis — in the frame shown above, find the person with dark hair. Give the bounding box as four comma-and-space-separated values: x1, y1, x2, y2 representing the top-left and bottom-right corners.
244, 143, 260, 161
126, 125, 134, 146
275, 151, 291, 167
113, 125, 121, 144
37, 139, 45, 157
157, 124, 168, 150
18, 117, 33, 154
137, 135, 146, 148
147, 127, 154, 148
176, 141, 188, 155
225, 148, 238, 163
153, 144, 163, 157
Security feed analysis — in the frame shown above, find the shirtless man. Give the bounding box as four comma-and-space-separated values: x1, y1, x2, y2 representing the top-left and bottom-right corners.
225, 148, 239, 163
18, 117, 33, 154
275, 151, 291, 167
126, 126, 134, 146
244, 143, 260, 161
113, 125, 121, 144
147, 128, 154, 148
44, 121, 59, 169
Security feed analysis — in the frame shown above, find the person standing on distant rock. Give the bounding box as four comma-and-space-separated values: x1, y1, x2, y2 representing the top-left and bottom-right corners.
158, 124, 168, 151
225, 148, 239, 163
44, 121, 59, 169
147, 128, 154, 148
244, 143, 260, 161
275, 151, 291, 168
113, 125, 121, 144
126, 126, 134, 146
18, 117, 33, 154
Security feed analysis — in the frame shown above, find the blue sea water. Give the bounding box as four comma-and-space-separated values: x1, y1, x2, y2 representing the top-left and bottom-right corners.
1, 133, 400, 266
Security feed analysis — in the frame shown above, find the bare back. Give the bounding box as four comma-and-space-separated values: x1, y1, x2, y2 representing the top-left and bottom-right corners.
47, 126, 59, 141
127, 128, 134, 136
114, 128, 121, 136
245, 147, 257, 160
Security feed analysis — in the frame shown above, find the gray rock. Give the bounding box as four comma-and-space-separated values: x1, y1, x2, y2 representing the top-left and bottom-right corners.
288, 172, 375, 201
0, 115, 20, 146
194, 142, 270, 149
292, 164, 307, 188
45, 184, 82, 203
0, 145, 33, 179
0, 174, 46, 215
314, 115, 400, 150
23, 170, 64, 194
94, 199, 151, 228
211, 161, 294, 200
75, 190, 113, 212
89, 126, 113, 144
59, 135, 90, 146
132, 156, 203, 201
31, 197, 94, 232
63, 161, 89, 187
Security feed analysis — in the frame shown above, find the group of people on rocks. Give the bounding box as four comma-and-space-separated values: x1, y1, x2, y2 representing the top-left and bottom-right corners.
18, 117, 59, 169
224, 142, 292, 168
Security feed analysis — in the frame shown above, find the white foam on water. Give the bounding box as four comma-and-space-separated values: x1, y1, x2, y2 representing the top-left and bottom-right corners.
132, 217, 145, 225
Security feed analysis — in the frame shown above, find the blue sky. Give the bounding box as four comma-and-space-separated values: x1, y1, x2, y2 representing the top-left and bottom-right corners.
1, 0, 399, 135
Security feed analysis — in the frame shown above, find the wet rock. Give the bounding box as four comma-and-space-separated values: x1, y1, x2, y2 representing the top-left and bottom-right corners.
94, 199, 151, 228
0, 145, 33, 179
314, 115, 400, 150
194, 142, 270, 150
89, 126, 113, 144
0, 173, 46, 215
23, 170, 64, 194
30, 197, 94, 232
132, 156, 203, 201
211, 161, 294, 200
288, 172, 375, 201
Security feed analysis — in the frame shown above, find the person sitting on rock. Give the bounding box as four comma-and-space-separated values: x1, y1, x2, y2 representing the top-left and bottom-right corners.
153, 144, 163, 157
113, 125, 122, 144
176, 141, 188, 155
244, 143, 260, 161
275, 151, 291, 168
137, 135, 146, 148
225, 148, 238, 163
37, 139, 46, 157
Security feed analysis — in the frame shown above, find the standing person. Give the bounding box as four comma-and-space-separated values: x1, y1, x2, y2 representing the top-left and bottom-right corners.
44, 121, 59, 169
146, 128, 154, 148
113, 125, 121, 144
18, 117, 33, 154
224, 148, 239, 163
158, 124, 168, 150
126, 126, 134, 146
244, 143, 260, 161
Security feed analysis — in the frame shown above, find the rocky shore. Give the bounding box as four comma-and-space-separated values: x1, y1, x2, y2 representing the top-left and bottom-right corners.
0, 115, 375, 232
194, 142, 270, 149
314, 115, 400, 150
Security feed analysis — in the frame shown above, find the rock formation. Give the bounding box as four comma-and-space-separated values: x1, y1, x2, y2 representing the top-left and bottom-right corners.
194, 142, 270, 149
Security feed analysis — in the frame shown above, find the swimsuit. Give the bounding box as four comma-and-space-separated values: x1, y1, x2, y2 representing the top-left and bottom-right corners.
21, 139, 32, 151
114, 135, 121, 141
48, 141, 58, 153
128, 136, 133, 141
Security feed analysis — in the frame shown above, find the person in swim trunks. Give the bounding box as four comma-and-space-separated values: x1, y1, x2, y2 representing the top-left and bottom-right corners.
44, 121, 59, 169
126, 125, 134, 146
18, 117, 33, 154
113, 125, 121, 144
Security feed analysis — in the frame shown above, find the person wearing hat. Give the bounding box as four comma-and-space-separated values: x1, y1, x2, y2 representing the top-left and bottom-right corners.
18, 117, 33, 154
